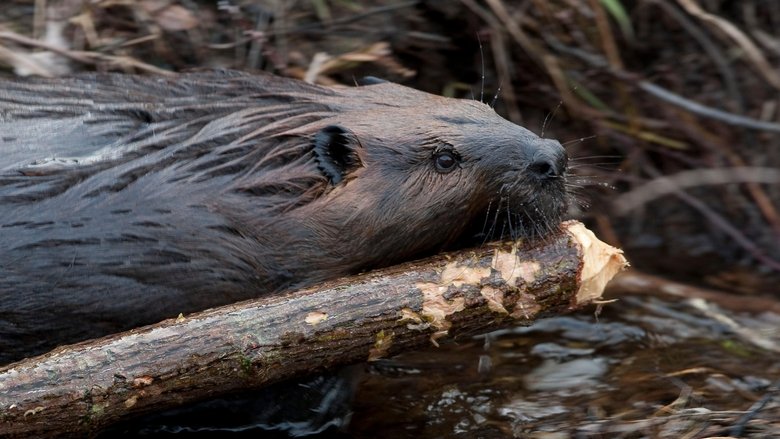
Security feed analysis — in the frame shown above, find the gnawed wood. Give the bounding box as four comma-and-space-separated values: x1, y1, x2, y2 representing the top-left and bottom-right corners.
0, 221, 626, 438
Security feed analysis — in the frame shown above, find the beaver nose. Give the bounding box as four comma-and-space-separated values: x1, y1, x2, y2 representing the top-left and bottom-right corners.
528, 142, 567, 180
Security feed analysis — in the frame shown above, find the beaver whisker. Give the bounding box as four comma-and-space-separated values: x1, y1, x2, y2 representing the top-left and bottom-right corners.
504, 202, 518, 239
481, 199, 502, 244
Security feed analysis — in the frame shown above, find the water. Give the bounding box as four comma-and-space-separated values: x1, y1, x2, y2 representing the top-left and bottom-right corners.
349, 294, 780, 438
111, 293, 780, 438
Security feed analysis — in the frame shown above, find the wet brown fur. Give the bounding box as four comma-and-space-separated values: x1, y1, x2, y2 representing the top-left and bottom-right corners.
0, 71, 567, 364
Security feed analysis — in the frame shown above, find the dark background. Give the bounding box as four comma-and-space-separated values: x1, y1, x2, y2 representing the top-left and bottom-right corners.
2, 0, 778, 295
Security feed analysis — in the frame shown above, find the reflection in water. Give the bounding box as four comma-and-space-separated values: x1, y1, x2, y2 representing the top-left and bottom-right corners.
350, 294, 780, 438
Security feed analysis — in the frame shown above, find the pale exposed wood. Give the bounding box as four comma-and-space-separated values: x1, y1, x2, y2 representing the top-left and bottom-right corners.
0, 221, 626, 438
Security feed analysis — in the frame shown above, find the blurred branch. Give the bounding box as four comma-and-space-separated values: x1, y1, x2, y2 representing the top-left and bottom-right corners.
543, 35, 780, 134
614, 167, 780, 214
0, 30, 174, 75
676, 0, 780, 90
649, 0, 744, 112
460, 0, 523, 124
636, 81, 780, 133
619, 165, 780, 272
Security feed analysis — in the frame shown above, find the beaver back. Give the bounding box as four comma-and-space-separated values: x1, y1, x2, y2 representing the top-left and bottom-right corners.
0, 71, 568, 364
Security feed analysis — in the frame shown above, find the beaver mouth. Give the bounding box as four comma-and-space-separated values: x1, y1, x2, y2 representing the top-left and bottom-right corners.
465, 179, 568, 245
469, 139, 570, 242
507, 177, 569, 239
505, 199, 567, 239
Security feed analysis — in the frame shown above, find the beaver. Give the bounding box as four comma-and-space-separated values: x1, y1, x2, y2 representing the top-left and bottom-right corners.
0, 71, 568, 365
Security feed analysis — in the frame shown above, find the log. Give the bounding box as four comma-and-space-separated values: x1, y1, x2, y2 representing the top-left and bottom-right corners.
0, 221, 626, 438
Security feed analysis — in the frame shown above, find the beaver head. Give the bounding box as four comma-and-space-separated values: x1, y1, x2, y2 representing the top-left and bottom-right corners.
0, 71, 567, 363
280, 81, 568, 272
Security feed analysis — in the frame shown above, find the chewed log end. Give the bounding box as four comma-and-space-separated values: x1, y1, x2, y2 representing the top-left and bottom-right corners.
564, 221, 629, 305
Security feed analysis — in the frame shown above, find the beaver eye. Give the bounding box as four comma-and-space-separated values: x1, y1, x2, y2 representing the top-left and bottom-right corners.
433, 151, 458, 173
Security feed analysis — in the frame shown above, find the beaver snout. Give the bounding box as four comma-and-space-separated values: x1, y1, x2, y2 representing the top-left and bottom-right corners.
528, 140, 567, 181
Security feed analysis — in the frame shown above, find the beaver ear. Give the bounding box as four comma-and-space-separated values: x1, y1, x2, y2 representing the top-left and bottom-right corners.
313, 125, 362, 185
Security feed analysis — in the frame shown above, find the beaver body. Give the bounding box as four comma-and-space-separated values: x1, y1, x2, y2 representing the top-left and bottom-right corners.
0, 71, 567, 365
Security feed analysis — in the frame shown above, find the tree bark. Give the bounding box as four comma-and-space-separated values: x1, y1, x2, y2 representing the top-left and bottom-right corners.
0, 221, 626, 438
